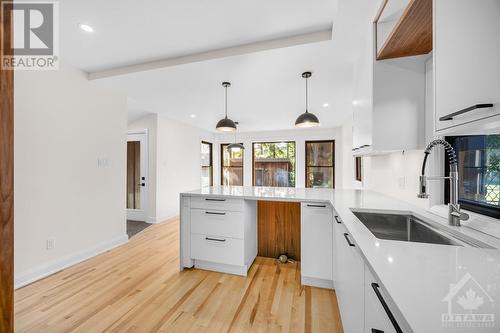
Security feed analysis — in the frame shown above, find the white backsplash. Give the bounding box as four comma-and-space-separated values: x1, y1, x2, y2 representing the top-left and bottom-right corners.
363, 150, 431, 210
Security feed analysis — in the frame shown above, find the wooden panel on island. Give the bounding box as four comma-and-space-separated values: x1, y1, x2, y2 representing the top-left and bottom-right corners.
257, 201, 301, 261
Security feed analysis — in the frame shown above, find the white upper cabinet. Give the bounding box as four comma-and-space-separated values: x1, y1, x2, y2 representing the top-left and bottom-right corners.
352, 23, 426, 156
434, 0, 500, 133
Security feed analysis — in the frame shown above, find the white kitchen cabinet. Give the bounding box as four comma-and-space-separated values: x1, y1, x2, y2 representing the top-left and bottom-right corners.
184, 196, 257, 276
365, 267, 399, 333
365, 265, 412, 333
334, 219, 365, 333
300, 202, 333, 289
352, 23, 426, 156
434, 0, 500, 133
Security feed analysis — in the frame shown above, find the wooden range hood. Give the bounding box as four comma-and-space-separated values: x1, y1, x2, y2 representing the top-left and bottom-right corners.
375, 0, 432, 60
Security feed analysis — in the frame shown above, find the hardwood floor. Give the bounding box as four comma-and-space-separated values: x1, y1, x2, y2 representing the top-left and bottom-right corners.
15, 219, 343, 332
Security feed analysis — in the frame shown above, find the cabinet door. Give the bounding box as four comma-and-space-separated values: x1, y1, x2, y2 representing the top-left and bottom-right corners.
365, 267, 398, 333
352, 29, 374, 151
335, 222, 365, 333
435, 0, 500, 132
301, 203, 333, 283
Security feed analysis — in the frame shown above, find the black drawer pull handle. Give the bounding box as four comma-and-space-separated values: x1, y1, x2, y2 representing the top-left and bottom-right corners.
205, 237, 226, 242
343, 233, 355, 247
205, 198, 226, 202
334, 216, 342, 224
307, 204, 326, 208
439, 103, 493, 121
205, 211, 226, 215
371, 283, 403, 333
371, 329, 384, 333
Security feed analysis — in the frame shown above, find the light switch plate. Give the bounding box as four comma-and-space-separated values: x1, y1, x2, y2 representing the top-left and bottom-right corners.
46, 239, 55, 250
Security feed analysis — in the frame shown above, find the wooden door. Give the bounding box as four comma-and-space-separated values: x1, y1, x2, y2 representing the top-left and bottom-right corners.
0, 0, 14, 331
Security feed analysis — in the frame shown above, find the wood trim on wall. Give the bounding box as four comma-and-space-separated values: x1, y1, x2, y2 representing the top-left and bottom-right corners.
0, 0, 14, 331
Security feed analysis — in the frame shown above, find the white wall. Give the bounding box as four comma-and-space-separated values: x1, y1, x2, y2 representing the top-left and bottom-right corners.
212, 127, 345, 188
128, 114, 158, 222
14, 63, 128, 287
362, 150, 431, 209
156, 115, 214, 220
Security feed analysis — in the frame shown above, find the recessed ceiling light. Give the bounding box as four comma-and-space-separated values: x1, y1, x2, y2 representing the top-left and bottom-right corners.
352, 100, 360, 106
322, 103, 329, 108
79, 24, 94, 33
189, 114, 196, 118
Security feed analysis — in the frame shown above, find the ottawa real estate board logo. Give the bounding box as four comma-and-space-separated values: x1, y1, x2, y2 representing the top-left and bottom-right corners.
1, 1, 59, 70
442, 272, 495, 328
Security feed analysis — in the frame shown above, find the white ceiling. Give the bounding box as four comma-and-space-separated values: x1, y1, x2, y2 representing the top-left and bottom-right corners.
59, 0, 380, 132
60, 0, 337, 72
94, 41, 353, 131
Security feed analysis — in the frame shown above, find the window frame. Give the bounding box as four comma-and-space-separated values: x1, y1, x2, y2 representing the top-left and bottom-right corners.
252, 141, 296, 187
355, 156, 362, 182
305, 140, 335, 189
220, 143, 244, 186
201, 141, 213, 187
444, 135, 500, 219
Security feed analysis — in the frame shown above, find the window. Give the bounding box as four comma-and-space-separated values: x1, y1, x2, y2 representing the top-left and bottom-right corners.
445, 135, 500, 218
201, 141, 213, 187
253, 142, 295, 187
305, 140, 335, 188
355, 157, 362, 182
221, 144, 244, 186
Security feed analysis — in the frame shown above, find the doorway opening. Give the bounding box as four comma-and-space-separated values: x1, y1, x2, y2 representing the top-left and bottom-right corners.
127, 130, 148, 222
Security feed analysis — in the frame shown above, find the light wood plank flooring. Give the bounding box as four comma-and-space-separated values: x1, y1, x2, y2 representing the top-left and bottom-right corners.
15, 219, 343, 332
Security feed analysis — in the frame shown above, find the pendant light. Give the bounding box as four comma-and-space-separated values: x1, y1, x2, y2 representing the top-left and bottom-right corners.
295, 71, 320, 128
226, 124, 244, 150
216, 82, 237, 132
227, 142, 244, 150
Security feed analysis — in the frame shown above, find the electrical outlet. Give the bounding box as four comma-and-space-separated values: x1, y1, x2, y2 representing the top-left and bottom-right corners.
46, 239, 55, 250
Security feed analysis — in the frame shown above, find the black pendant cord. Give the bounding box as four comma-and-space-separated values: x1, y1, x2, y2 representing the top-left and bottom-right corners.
305, 76, 309, 113
224, 84, 228, 119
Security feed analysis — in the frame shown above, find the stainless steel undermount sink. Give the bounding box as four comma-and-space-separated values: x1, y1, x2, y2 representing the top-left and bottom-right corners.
351, 210, 493, 248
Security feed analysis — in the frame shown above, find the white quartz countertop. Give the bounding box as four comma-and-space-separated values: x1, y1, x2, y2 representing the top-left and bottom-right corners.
182, 186, 500, 332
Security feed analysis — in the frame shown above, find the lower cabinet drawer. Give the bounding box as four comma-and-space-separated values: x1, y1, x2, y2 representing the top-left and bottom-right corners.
191, 196, 244, 212
191, 209, 244, 239
191, 234, 244, 266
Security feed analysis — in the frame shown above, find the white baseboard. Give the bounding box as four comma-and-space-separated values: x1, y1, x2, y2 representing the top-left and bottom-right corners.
147, 215, 179, 224
14, 234, 129, 289
301, 275, 334, 290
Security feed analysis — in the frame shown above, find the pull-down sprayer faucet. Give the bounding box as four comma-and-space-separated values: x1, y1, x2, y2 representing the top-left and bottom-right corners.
418, 139, 469, 226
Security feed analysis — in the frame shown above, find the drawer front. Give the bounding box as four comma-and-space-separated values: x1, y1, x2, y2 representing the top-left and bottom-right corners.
191, 234, 244, 266
191, 209, 244, 239
191, 196, 244, 212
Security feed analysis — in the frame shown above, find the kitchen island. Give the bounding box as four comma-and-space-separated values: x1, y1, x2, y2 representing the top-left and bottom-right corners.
180, 186, 500, 333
